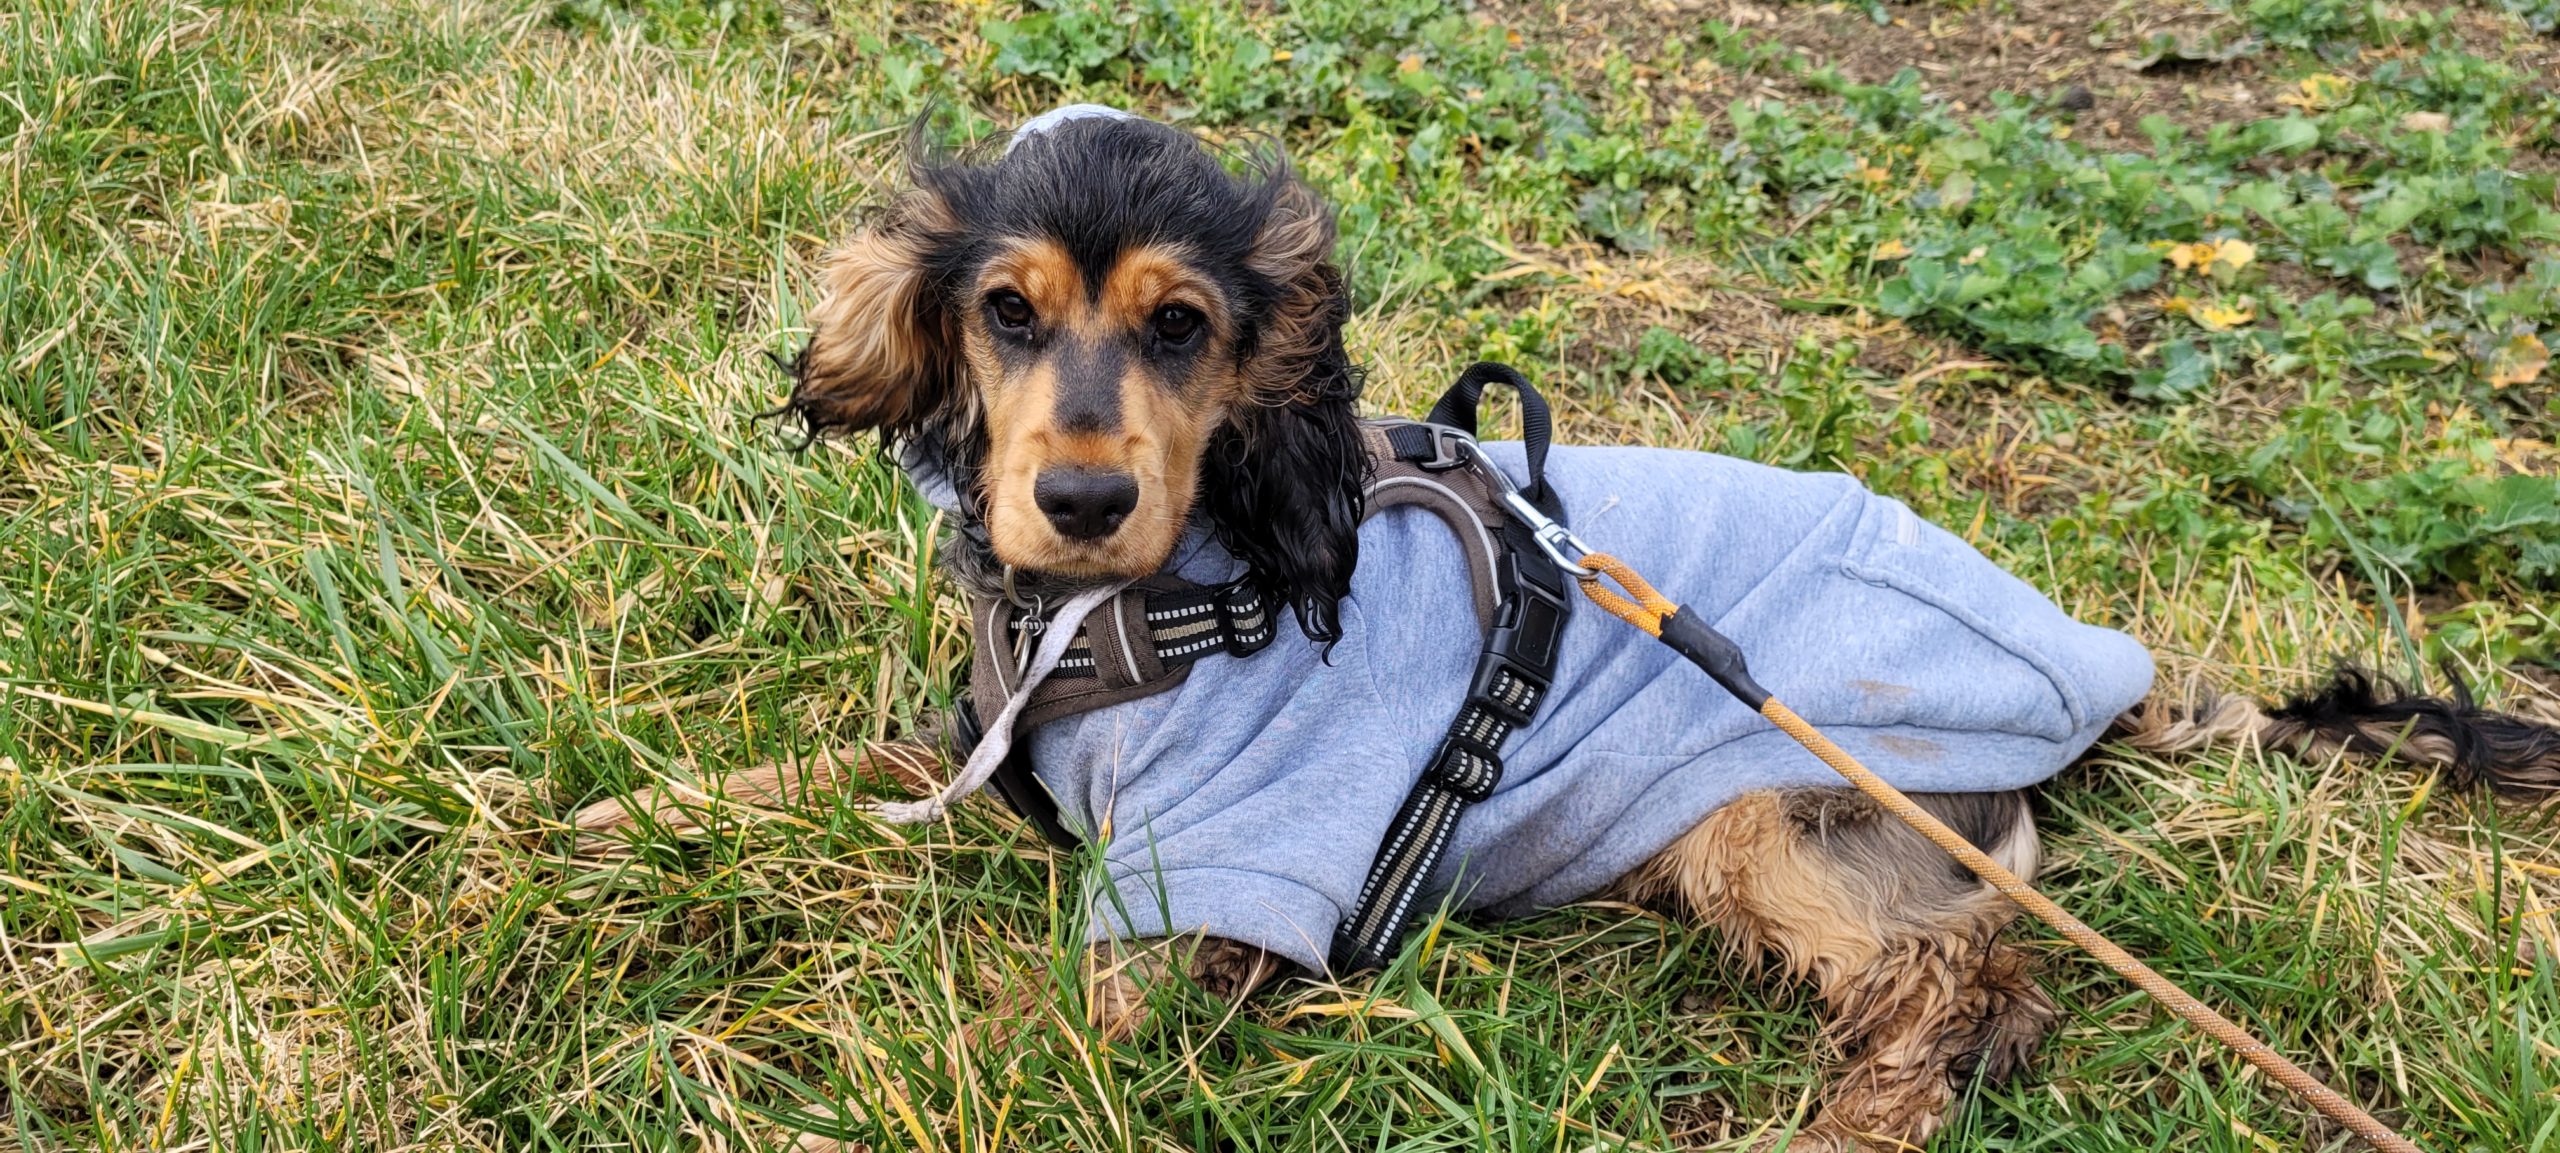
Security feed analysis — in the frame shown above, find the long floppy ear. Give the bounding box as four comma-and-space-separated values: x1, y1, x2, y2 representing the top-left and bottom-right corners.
1202, 174, 1368, 644
783, 192, 956, 439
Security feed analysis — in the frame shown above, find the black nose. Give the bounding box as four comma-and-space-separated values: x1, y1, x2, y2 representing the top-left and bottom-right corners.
1033, 468, 1139, 541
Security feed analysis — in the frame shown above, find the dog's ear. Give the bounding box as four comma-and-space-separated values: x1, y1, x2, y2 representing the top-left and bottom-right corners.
785, 193, 956, 438
1242, 176, 1351, 406
1203, 171, 1367, 644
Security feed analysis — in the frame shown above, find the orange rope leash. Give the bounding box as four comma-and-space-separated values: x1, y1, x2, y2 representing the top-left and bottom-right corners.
1573, 551, 2423, 1153
1577, 553, 1677, 636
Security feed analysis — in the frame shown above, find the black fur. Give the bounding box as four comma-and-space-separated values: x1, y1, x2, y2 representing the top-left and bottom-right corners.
1197, 279, 1367, 646
782, 116, 1368, 641
2268, 667, 2560, 798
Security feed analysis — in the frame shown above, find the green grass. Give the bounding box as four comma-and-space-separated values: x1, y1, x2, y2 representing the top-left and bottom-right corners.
3, 0, 2557, 1148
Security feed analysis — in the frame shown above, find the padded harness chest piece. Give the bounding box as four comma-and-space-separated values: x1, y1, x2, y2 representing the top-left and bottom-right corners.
961, 362, 1571, 975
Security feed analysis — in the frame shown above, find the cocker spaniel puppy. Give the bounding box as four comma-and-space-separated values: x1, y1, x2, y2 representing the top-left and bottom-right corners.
581, 108, 2560, 1150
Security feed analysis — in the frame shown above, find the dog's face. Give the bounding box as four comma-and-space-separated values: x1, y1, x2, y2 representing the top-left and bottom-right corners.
787, 117, 1364, 611
959, 232, 1250, 577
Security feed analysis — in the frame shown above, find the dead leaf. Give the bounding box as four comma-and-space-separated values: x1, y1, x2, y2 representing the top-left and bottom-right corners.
2211, 237, 2256, 273
2401, 110, 2450, 133
2164, 238, 2254, 276
2194, 300, 2256, 331
2277, 73, 2355, 111
1284, 998, 1418, 1022
2165, 242, 2219, 272
2474, 328, 2550, 388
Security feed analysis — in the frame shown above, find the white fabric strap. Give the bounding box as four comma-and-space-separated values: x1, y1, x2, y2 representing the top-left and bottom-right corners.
871, 579, 1129, 824
1005, 103, 1137, 154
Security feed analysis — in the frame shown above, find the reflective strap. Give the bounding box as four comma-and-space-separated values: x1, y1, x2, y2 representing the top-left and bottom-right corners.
1008, 577, 1271, 684
1329, 373, 1567, 975
1329, 511, 1567, 974
1330, 787, 1466, 971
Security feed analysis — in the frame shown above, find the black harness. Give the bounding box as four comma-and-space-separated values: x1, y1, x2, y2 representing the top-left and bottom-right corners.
957, 363, 1570, 974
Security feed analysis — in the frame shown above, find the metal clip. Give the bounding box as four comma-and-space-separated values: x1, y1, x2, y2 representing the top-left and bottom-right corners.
1499, 490, 1595, 578
1459, 445, 1594, 580
1421, 424, 1593, 577
1001, 566, 1047, 678
1418, 423, 1476, 471
1010, 609, 1045, 678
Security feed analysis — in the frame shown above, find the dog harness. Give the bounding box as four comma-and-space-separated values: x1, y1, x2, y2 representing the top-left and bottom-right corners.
959, 364, 1572, 973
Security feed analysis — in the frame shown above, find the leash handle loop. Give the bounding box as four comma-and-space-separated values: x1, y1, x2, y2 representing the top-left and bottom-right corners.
1574, 552, 2425, 1153
1429, 361, 1559, 513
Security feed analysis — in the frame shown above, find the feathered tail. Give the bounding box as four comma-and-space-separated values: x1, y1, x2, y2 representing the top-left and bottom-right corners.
2114, 668, 2560, 799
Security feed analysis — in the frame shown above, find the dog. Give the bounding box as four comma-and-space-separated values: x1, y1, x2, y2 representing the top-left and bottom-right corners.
577, 109, 2560, 1150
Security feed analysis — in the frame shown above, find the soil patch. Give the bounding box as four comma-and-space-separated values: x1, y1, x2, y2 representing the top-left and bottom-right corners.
1483, 0, 2308, 149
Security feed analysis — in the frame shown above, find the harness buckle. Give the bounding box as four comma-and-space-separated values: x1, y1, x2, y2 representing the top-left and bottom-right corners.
1417, 423, 1476, 471
1464, 655, 1549, 726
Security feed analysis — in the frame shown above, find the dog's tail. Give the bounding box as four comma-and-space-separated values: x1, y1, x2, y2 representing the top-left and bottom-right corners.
569, 714, 958, 842
2113, 667, 2560, 800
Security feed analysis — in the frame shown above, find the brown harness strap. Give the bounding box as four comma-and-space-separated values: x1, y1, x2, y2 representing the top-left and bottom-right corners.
1355, 423, 1503, 630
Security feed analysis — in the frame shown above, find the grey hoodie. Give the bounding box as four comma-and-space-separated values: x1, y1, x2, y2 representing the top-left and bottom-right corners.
951, 441, 2159, 975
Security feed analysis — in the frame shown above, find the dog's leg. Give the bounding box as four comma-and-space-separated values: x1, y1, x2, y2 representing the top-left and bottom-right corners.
569, 730, 951, 842
1625, 788, 2055, 1151
1086, 933, 1283, 1042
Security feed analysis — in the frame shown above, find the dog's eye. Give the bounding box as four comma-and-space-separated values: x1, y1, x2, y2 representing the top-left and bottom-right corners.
1152, 305, 1203, 346
988, 291, 1036, 333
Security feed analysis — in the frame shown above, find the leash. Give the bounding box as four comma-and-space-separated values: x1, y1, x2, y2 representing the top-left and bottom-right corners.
876, 580, 1128, 825
1536, 534, 2424, 1151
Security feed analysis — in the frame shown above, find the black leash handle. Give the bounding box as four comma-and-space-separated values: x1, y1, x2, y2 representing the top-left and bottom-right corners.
1428, 361, 1560, 515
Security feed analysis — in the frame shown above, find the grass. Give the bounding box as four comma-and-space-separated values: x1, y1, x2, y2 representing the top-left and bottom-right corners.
1, 0, 2556, 1148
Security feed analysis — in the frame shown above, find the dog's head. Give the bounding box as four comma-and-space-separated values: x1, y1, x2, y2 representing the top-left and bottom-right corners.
786, 113, 1366, 639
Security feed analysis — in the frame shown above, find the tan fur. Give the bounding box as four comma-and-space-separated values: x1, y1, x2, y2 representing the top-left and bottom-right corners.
1622, 790, 2057, 1151
1098, 244, 1225, 337
1242, 179, 1345, 405
2117, 691, 2489, 771
972, 241, 1243, 579
1086, 932, 1281, 1042
2109, 692, 2277, 756
792, 192, 957, 432
570, 737, 946, 842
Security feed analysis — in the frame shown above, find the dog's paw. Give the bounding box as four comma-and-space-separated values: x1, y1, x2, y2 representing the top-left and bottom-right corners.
1186, 935, 1282, 1002
1088, 957, 1160, 1043
1082, 934, 1281, 1042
